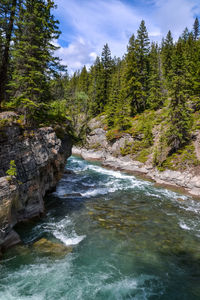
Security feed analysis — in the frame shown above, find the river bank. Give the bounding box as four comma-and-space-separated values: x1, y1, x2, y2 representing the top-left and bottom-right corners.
72, 146, 200, 198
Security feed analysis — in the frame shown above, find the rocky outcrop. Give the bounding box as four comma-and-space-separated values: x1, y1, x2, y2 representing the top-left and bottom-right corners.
73, 116, 200, 197
0, 119, 72, 256
73, 147, 200, 197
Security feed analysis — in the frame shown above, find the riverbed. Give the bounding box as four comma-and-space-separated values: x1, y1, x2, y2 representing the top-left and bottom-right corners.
1, 156, 200, 299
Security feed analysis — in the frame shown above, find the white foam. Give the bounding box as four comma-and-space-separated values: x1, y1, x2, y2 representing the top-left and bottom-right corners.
179, 221, 191, 231
81, 189, 106, 197
34, 217, 86, 247
53, 231, 86, 246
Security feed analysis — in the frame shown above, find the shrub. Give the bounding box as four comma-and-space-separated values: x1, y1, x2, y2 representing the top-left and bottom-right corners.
6, 160, 17, 178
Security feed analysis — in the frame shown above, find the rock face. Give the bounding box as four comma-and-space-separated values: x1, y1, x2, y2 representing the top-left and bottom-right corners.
73, 116, 200, 197
0, 123, 72, 255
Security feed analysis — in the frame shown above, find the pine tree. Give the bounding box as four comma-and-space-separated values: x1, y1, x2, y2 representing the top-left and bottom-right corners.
148, 42, 164, 109
78, 65, 89, 94
161, 30, 174, 86
181, 27, 190, 41
88, 56, 104, 116
0, 0, 18, 106
168, 41, 192, 151
9, 0, 61, 107
135, 20, 150, 111
106, 61, 122, 128
193, 17, 200, 40
189, 37, 200, 110
101, 43, 113, 109
120, 34, 141, 116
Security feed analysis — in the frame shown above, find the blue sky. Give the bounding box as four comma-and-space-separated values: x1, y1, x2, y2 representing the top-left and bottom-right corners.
54, 0, 200, 74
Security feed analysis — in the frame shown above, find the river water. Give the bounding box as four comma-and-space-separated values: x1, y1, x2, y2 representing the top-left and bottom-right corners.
1, 156, 200, 300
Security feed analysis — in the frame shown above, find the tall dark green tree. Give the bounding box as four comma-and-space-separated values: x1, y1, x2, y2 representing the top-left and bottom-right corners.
101, 43, 113, 108
193, 17, 200, 40
106, 61, 123, 128
148, 42, 164, 109
168, 41, 192, 151
181, 27, 190, 41
161, 30, 174, 86
78, 65, 89, 94
135, 20, 150, 111
9, 0, 61, 106
120, 34, 141, 116
0, 0, 18, 106
88, 56, 104, 116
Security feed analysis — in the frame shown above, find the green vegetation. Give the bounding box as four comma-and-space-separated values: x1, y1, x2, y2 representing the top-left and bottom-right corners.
157, 145, 200, 172
0, 3, 200, 169
0, 0, 70, 129
6, 160, 17, 179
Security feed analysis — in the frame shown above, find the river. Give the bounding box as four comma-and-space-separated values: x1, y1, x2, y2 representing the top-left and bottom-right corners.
1, 156, 200, 299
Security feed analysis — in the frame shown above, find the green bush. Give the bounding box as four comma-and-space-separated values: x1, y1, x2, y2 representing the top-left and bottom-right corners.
6, 160, 17, 178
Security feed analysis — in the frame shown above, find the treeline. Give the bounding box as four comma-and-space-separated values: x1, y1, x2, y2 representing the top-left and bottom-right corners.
61, 19, 200, 151
0, 0, 67, 124
1, 2, 200, 152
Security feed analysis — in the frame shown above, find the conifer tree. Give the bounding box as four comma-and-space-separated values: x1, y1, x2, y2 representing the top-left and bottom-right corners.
78, 65, 88, 94
0, 0, 18, 106
101, 43, 113, 108
134, 20, 150, 111
168, 41, 192, 151
148, 42, 164, 109
106, 62, 122, 128
161, 30, 174, 86
120, 34, 141, 116
181, 27, 190, 41
9, 0, 61, 106
89, 56, 104, 116
193, 17, 200, 40
188, 37, 200, 109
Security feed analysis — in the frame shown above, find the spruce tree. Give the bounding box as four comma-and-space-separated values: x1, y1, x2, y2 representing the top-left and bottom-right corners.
120, 34, 141, 116
78, 65, 89, 94
0, 0, 18, 106
101, 43, 113, 109
9, 0, 61, 107
106, 62, 122, 128
88, 56, 104, 116
168, 41, 192, 151
181, 27, 190, 41
148, 42, 164, 109
135, 20, 150, 111
161, 30, 174, 86
193, 17, 200, 40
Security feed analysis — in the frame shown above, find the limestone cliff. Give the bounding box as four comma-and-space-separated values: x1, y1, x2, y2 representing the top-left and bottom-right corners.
0, 114, 72, 255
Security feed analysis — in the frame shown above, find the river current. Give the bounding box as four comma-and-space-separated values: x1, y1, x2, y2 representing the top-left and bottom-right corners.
1, 156, 200, 299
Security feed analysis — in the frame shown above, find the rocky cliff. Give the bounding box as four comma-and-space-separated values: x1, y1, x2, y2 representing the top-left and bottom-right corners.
73, 116, 200, 197
0, 112, 72, 256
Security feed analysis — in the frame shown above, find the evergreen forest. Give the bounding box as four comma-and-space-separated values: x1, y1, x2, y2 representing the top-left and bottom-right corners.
1, 0, 200, 170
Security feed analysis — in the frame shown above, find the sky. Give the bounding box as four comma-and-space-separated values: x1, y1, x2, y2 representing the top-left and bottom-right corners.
53, 0, 200, 74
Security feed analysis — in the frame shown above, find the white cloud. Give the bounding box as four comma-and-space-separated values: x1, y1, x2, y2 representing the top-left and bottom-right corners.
152, 0, 200, 39
54, 0, 200, 73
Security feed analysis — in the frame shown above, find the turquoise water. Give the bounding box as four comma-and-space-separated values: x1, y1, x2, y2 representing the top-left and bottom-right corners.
1, 156, 200, 299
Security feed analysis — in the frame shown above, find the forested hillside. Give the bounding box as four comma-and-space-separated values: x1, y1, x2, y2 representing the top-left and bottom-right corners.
63, 19, 200, 171
0, 1, 200, 171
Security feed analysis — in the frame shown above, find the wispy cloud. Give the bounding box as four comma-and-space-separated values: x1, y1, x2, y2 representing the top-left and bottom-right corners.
54, 0, 200, 73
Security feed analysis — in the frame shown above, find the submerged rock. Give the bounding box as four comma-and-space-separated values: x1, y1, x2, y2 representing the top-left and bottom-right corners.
33, 238, 72, 258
